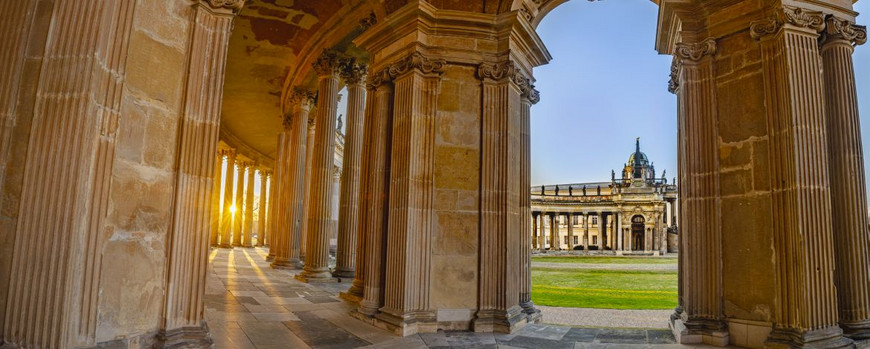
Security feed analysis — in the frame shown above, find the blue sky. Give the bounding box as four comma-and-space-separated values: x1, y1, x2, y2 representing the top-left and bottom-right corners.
530, 1, 870, 190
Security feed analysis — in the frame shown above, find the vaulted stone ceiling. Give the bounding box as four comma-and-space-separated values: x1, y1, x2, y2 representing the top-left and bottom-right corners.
218, 0, 667, 161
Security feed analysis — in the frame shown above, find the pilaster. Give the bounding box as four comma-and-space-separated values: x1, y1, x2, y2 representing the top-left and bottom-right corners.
751, 5, 850, 348
669, 36, 728, 346
518, 70, 540, 323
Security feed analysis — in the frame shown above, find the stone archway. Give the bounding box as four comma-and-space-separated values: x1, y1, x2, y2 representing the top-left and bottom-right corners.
631, 215, 645, 252
1, 1, 869, 348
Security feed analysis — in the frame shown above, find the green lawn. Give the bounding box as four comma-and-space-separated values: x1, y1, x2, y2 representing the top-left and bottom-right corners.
531, 267, 677, 310
532, 256, 677, 265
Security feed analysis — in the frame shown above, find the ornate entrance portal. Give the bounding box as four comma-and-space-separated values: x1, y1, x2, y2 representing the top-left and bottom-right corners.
631, 215, 645, 251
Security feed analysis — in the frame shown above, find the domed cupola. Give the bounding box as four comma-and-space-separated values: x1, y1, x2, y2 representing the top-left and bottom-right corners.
627, 137, 649, 168
620, 137, 656, 185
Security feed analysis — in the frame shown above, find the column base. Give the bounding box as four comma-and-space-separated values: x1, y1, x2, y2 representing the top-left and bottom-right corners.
332, 267, 355, 278
156, 322, 213, 348
374, 308, 438, 336
473, 306, 528, 333
340, 280, 365, 303
842, 319, 870, 341
358, 297, 382, 317
766, 326, 853, 348
219, 243, 233, 249
242, 244, 253, 248
669, 311, 729, 347
270, 258, 303, 269
519, 300, 542, 324
295, 268, 337, 283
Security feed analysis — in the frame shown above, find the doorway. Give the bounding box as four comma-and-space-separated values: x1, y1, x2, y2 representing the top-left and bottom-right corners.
631, 215, 645, 251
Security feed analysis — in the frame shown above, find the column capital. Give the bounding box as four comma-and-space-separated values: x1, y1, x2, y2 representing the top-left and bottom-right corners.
198, 0, 245, 12
385, 51, 446, 78
289, 87, 317, 108
750, 5, 826, 40
822, 16, 867, 46
674, 38, 717, 62
313, 50, 344, 77
340, 58, 369, 85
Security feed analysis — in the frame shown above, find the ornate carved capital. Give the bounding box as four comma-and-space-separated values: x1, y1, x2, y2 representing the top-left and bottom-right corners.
313, 50, 344, 77
241, 161, 256, 169
751, 6, 826, 40
674, 38, 717, 62
202, 0, 245, 12
340, 58, 369, 85
824, 16, 867, 46
477, 61, 518, 81
385, 52, 446, 79
261, 170, 272, 178
289, 87, 317, 108
524, 87, 540, 105
668, 56, 682, 94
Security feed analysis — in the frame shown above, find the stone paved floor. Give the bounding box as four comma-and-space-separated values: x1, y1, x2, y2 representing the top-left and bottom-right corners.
205, 248, 721, 348
539, 306, 671, 329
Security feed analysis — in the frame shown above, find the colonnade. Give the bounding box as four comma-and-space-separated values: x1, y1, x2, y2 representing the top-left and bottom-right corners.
530, 210, 668, 254
209, 148, 271, 248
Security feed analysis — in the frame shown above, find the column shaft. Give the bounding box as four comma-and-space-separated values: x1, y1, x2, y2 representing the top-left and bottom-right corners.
334, 63, 367, 278
583, 214, 589, 250
266, 134, 286, 261
297, 52, 342, 283
232, 161, 245, 247
210, 152, 223, 246
752, 11, 845, 345
300, 117, 316, 259
220, 151, 236, 248
566, 214, 573, 250
243, 166, 255, 247
357, 81, 393, 316
256, 172, 269, 246
821, 18, 870, 339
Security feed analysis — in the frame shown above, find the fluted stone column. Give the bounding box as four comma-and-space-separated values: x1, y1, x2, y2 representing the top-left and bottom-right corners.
210, 151, 224, 246
373, 52, 444, 334
271, 113, 294, 268
355, 79, 393, 316
474, 61, 528, 332
566, 213, 573, 250
297, 51, 342, 283
751, 7, 847, 346
274, 88, 315, 269
257, 171, 270, 246
267, 132, 287, 261
583, 213, 589, 250
669, 36, 726, 343
519, 80, 540, 322
334, 60, 368, 278
531, 213, 539, 250
231, 161, 246, 247
242, 165, 255, 247
301, 113, 317, 260
220, 150, 236, 248
550, 213, 560, 250
162, 1, 242, 343
597, 212, 604, 250
820, 16, 870, 340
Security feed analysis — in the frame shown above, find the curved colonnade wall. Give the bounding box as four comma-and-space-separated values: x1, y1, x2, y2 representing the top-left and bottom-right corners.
0, 0, 867, 348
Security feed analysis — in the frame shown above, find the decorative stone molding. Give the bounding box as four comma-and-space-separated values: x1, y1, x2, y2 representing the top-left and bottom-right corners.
667, 57, 682, 94
385, 52, 446, 78
674, 38, 717, 62
824, 17, 867, 46
477, 61, 517, 81
202, 0, 245, 12
313, 50, 344, 76
751, 6, 826, 40
340, 59, 369, 85
360, 12, 377, 31
290, 87, 317, 106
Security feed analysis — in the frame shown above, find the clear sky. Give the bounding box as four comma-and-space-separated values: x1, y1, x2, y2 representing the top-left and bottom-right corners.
530, 1, 870, 191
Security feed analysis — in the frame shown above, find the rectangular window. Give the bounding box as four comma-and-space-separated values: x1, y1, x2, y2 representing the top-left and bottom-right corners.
593, 236, 598, 244
592, 217, 598, 225
573, 236, 579, 244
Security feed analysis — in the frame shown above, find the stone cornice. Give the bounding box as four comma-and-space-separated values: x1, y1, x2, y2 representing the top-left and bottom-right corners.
750, 6, 826, 40
824, 16, 867, 46
340, 59, 369, 85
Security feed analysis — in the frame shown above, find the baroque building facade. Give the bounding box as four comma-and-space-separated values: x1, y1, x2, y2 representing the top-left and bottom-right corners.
0, 0, 868, 348
532, 139, 678, 254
